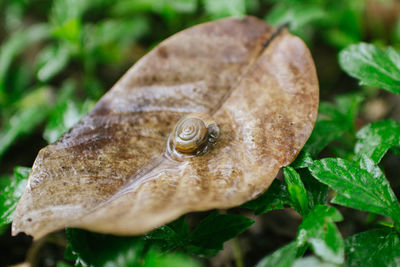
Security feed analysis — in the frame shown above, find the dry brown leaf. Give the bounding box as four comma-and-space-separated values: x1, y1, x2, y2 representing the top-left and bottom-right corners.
12, 16, 319, 239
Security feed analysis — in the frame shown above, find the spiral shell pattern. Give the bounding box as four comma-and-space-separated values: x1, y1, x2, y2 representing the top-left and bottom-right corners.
172, 117, 208, 154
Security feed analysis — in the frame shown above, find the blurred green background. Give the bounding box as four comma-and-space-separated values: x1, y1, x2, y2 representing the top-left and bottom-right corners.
0, 0, 399, 266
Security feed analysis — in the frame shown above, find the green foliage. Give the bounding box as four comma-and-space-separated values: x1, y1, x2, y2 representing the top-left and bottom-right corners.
146, 212, 254, 257
345, 228, 400, 267
189, 212, 254, 256
299, 168, 329, 209
339, 43, 400, 95
354, 119, 400, 164
265, 3, 326, 40
291, 256, 337, 267
0, 87, 52, 158
241, 179, 291, 214
255, 242, 297, 267
43, 80, 94, 143
309, 156, 400, 226
296, 205, 344, 264
264, 0, 364, 47
304, 94, 363, 157
1, 0, 400, 266
36, 44, 71, 82
65, 228, 201, 267
66, 212, 252, 265
0, 166, 30, 230
283, 167, 309, 216
0, 24, 50, 93
144, 216, 190, 252
203, 0, 246, 19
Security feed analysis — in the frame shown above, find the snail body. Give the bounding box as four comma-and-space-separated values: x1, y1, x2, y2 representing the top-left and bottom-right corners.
168, 112, 219, 158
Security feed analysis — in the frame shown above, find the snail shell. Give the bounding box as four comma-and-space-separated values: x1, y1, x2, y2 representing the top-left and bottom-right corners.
168, 112, 219, 157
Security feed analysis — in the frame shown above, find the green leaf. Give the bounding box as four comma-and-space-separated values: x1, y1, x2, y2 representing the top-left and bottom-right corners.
304, 94, 363, 157
265, 3, 326, 38
144, 216, 190, 251
255, 242, 297, 267
345, 228, 400, 267
0, 87, 52, 158
203, 0, 246, 19
304, 120, 346, 157
143, 248, 201, 267
0, 24, 49, 92
0, 166, 30, 227
308, 156, 400, 223
65, 228, 201, 267
43, 80, 94, 144
297, 205, 344, 264
332, 94, 363, 134
112, 0, 197, 17
299, 169, 329, 209
43, 98, 93, 144
292, 256, 337, 267
291, 151, 314, 169
50, 0, 88, 26
283, 167, 309, 216
36, 44, 71, 82
354, 119, 400, 163
83, 17, 149, 63
241, 179, 291, 215
146, 213, 253, 258
339, 43, 400, 94
66, 228, 145, 266
189, 212, 254, 254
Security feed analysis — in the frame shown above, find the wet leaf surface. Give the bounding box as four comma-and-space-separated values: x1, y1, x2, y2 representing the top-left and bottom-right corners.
13, 16, 319, 239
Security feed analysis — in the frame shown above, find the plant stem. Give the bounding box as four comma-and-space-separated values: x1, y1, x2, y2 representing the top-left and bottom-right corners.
232, 237, 244, 267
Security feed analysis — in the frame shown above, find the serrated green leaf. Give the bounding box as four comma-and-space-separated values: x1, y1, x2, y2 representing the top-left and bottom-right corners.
283, 167, 309, 216
255, 242, 297, 267
345, 228, 400, 267
354, 119, 400, 163
144, 216, 190, 252
189, 212, 254, 252
308, 156, 400, 224
297, 205, 344, 264
0, 166, 30, 227
339, 43, 400, 94
241, 179, 291, 215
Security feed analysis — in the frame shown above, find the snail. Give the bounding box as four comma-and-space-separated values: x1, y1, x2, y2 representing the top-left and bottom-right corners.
167, 112, 220, 158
